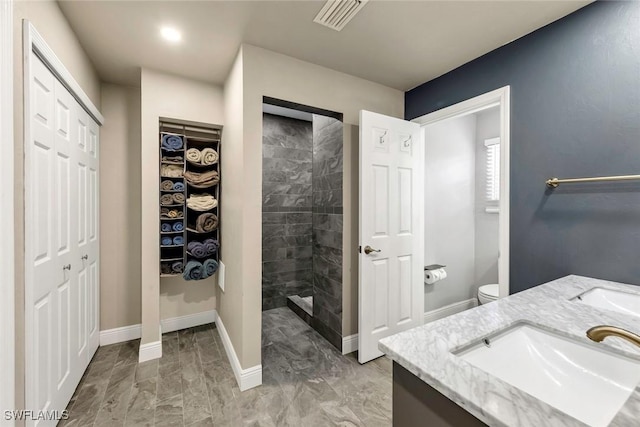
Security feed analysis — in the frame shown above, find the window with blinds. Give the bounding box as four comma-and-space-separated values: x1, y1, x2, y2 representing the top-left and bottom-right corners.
484, 137, 500, 203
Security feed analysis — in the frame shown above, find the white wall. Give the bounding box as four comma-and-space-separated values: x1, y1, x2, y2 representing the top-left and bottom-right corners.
100, 84, 142, 330
474, 107, 500, 287
424, 114, 477, 312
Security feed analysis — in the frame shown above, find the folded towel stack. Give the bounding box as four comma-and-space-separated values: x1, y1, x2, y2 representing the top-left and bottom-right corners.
172, 222, 184, 232
161, 134, 183, 151
187, 194, 218, 211
161, 208, 183, 219
161, 180, 174, 191
184, 170, 219, 188
161, 164, 183, 178
161, 263, 172, 275
161, 223, 172, 232
201, 148, 219, 165
194, 213, 218, 233
162, 155, 184, 163
161, 236, 173, 246
182, 259, 219, 281
186, 148, 202, 164
173, 181, 185, 191
173, 236, 184, 245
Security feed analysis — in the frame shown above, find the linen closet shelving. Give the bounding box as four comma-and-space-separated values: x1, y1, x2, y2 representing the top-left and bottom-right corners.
159, 118, 222, 280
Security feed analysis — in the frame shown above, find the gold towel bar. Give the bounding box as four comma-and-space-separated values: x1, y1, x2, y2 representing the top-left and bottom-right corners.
546, 174, 640, 188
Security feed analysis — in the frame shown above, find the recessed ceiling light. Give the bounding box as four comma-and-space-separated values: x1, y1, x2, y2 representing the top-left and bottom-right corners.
160, 26, 181, 43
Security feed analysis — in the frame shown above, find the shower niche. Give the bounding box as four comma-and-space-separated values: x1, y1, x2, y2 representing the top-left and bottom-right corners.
261, 99, 344, 349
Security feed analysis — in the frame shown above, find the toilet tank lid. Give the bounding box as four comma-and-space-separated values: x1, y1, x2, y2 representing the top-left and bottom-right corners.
479, 284, 499, 298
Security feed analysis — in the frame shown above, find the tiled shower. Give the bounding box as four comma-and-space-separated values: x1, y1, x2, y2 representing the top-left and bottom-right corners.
262, 109, 343, 349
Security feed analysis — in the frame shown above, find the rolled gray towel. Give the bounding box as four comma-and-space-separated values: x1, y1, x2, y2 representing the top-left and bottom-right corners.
183, 261, 203, 281
195, 213, 218, 232
173, 193, 185, 204
187, 241, 207, 258
202, 259, 219, 278
203, 239, 219, 256
160, 194, 174, 205
161, 180, 174, 191
171, 261, 183, 273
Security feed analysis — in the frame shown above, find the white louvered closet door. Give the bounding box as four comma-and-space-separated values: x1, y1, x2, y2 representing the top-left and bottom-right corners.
26, 52, 100, 426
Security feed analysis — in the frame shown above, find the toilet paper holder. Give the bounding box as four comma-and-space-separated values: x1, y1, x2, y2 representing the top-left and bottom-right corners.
424, 264, 446, 271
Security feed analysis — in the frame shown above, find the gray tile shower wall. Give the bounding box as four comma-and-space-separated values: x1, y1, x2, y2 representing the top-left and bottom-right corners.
262, 114, 313, 311
312, 115, 344, 347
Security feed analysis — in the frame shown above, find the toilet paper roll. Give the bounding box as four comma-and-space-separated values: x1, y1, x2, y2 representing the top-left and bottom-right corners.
424, 268, 447, 285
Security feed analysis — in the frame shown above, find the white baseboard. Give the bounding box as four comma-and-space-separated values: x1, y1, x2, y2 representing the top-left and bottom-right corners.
100, 324, 141, 346
342, 334, 358, 355
138, 340, 162, 363
99, 310, 217, 346
161, 310, 217, 334
424, 298, 478, 324
215, 315, 262, 391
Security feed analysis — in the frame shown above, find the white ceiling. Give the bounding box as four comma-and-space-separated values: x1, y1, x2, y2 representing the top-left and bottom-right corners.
58, 0, 591, 91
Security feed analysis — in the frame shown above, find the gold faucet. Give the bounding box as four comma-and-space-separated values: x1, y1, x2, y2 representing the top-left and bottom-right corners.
587, 325, 640, 349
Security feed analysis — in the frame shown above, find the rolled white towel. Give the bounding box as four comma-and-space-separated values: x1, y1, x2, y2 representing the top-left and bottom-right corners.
186, 148, 202, 164
201, 148, 219, 165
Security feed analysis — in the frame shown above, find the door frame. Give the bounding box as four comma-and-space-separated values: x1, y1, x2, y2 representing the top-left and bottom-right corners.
412, 86, 510, 298
23, 20, 104, 411
1, 0, 14, 421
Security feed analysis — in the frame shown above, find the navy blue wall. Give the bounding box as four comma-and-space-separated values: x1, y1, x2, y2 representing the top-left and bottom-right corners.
406, 1, 640, 293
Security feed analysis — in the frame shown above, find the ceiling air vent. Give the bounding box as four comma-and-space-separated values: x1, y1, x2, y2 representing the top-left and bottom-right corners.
313, 0, 369, 32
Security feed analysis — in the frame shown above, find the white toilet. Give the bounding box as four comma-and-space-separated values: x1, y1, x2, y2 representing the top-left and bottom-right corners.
477, 284, 499, 305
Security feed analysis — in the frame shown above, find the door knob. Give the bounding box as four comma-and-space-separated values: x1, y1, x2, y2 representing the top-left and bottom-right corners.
81, 254, 88, 260
364, 245, 381, 255
63, 264, 71, 271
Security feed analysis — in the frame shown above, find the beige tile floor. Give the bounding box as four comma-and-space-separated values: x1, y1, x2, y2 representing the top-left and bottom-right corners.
61, 307, 392, 426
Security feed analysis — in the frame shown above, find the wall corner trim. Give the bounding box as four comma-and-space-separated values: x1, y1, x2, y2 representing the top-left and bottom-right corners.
138, 341, 162, 363
342, 334, 358, 355
215, 315, 262, 391
423, 298, 478, 324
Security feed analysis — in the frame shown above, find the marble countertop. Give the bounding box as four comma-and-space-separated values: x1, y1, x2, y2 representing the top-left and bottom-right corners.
379, 275, 640, 427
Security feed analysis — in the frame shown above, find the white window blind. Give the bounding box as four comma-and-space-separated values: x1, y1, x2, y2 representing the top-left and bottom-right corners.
484, 138, 500, 202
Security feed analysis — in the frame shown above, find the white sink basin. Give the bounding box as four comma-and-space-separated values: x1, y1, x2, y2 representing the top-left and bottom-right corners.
455, 323, 640, 426
572, 287, 640, 319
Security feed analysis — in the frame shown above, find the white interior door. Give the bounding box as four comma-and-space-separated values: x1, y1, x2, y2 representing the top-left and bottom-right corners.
26, 52, 99, 426
358, 110, 424, 363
